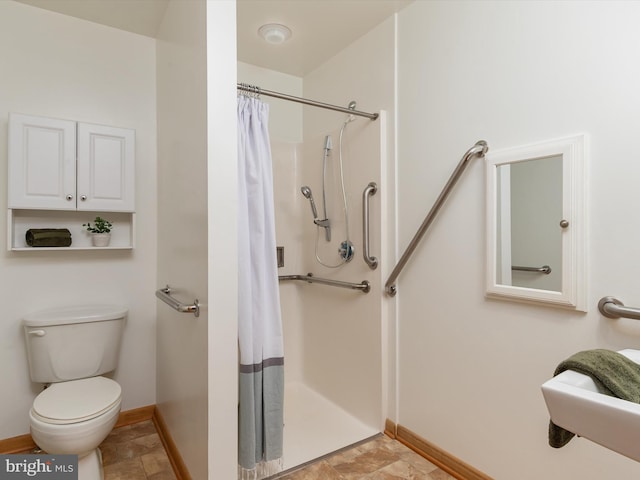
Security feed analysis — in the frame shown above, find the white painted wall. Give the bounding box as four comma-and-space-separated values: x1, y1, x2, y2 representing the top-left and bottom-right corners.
0, 1, 157, 439
155, 0, 209, 478
206, 1, 238, 478
397, 2, 640, 478
238, 62, 303, 143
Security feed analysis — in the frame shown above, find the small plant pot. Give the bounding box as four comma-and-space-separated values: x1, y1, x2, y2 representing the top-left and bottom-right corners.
92, 233, 111, 247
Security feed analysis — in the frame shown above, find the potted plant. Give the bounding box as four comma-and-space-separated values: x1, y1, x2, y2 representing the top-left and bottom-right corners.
83, 216, 113, 247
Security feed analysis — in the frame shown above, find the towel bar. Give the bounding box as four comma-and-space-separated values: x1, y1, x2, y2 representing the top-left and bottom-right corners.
598, 296, 640, 320
156, 285, 200, 317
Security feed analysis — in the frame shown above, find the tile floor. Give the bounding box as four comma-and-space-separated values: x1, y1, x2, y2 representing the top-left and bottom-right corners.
101, 422, 456, 480
275, 434, 457, 480
101, 420, 176, 480
22, 421, 456, 479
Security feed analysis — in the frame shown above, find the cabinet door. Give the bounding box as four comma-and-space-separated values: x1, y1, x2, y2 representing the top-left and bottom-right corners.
8, 113, 77, 210
77, 123, 135, 212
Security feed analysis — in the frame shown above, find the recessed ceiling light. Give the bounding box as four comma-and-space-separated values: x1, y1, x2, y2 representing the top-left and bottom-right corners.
258, 23, 292, 45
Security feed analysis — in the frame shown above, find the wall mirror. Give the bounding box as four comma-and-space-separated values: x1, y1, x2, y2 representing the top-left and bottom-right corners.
485, 135, 587, 311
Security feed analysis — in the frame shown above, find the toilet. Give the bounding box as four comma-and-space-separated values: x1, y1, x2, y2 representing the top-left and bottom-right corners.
23, 305, 127, 480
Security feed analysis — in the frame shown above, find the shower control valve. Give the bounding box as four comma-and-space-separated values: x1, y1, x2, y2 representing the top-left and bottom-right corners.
339, 240, 355, 263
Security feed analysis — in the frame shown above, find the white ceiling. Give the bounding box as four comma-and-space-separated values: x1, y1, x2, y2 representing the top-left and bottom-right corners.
15, 0, 411, 77
236, 0, 412, 76
15, 0, 170, 39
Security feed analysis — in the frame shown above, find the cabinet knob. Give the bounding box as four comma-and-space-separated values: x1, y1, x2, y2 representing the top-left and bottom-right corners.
66, 194, 73, 201
80, 195, 87, 201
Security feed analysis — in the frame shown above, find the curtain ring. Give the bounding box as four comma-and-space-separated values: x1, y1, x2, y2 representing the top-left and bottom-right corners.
238, 83, 261, 99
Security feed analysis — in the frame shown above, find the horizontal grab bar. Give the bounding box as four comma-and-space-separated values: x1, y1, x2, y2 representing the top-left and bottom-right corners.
279, 273, 370, 293
512, 265, 551, 274
598, 296, 640, 320
156, 285, 200, 317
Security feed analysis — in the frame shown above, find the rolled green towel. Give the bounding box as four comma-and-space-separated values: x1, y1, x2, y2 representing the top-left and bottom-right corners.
549, 349, 640, 448
25, 228, 72, 247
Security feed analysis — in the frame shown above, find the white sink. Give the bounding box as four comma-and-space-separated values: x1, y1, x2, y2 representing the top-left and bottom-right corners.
541, 349, 640, 461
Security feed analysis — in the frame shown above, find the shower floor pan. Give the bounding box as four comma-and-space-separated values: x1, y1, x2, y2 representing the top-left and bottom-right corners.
282, 381, 379, 471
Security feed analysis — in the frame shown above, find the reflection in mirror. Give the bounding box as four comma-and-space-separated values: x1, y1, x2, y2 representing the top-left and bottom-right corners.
485, 135, 587, 311
496, 155, 563, 291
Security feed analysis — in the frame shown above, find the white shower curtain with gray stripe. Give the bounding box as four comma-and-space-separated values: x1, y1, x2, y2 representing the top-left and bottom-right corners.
237, 94, 285, 480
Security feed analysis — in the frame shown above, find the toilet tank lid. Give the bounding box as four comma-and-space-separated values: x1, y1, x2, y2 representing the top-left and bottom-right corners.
23, 305, 128, 327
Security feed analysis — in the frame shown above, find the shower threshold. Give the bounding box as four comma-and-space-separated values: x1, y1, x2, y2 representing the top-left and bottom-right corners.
268, 433, 382, 479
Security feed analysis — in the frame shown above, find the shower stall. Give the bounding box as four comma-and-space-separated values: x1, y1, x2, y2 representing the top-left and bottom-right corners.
239, 69, 389, 471
282, 106, 386, 471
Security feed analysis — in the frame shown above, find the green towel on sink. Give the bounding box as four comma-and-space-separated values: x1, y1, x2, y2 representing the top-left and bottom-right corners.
549, 349, 640, 448
25, 228, 72, 247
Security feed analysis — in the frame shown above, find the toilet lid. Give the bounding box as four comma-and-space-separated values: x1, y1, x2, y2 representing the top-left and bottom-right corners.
32, 377, 121, 425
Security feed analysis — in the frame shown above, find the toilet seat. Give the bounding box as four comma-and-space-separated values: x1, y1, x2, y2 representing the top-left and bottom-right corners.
32, 377, 121, 425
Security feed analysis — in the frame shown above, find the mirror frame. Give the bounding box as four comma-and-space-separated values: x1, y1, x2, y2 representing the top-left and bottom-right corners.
485, 135, 587, 311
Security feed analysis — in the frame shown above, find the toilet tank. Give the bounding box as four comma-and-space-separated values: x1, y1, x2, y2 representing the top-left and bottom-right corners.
23, 305, 127, 383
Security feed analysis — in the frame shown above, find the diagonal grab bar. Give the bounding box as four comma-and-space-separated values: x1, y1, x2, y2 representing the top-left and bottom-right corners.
385, 141, 489, 296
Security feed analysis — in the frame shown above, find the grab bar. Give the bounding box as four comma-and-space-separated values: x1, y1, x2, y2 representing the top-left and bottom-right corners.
598, 296, 640, 320
363, 182, 378, 270
385, 140, 489, 296
156, 285, 200, 317
279, 273, 370, 293
512, 265, 552, 274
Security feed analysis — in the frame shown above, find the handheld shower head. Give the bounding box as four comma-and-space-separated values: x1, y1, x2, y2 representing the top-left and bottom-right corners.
324, 135, 333, 152
301, 186, 319, 219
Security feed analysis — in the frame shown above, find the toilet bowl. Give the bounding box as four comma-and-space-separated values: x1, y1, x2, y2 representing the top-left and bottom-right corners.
29, 377, 122, 458
22, 305, 127, 480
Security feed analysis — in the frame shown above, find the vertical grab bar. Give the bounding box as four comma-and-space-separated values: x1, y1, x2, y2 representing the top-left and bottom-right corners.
385, 140, 489, 296
363, 182, 378, 269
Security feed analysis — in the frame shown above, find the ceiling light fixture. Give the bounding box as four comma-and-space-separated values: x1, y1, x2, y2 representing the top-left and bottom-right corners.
258, 23, 292, 45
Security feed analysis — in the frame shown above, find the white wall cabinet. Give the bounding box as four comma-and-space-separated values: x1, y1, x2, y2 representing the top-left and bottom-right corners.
7, 113, 136, 250
9, 113, 135, 212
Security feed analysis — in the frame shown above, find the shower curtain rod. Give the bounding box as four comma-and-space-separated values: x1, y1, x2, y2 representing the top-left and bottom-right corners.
237, 83, 379, 120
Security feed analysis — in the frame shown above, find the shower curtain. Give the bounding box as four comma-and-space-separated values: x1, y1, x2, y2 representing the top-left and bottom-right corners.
237, 94, 285, 480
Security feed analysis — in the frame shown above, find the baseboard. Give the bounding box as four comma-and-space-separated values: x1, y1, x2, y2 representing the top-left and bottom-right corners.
384, 418, 397, 439
114, 404, 155, 428
387, 420, 493, 480
0, 434, 36, 454
153, 407, 191, 480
